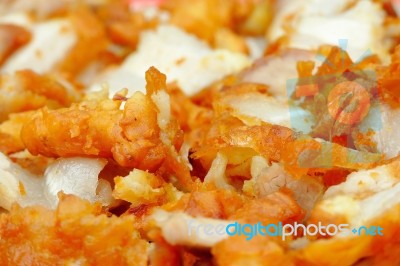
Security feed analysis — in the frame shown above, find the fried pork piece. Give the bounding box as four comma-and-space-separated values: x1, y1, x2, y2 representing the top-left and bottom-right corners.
0, 70, 79, 122
0, 194, 149, 266
88, 24, 250, 98
288, 159, 400, 265
162, 0, 273, 50
165, 83, 213, 148
166, 83, 213, 133
290, 205, 400, 266
193, 115, 383, 178
1, 6, 109, 81
294, 46, 380, 142
0, 24, 31, 67
244, 160, 324, 218
21, 67, 194, 190
345, 45, 400, 158
150, 161, 400, 265
150, 190, 303, 264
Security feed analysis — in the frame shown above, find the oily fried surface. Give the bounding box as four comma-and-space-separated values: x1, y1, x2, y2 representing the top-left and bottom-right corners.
0, 194, 149, 266
21, 67, 194, 190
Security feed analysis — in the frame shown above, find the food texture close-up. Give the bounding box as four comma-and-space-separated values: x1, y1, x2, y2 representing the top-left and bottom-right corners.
1, 0, 400, 265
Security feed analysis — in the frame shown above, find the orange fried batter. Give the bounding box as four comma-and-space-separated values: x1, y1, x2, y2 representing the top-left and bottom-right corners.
0, 194, 149, 266
21, 67, 194, 190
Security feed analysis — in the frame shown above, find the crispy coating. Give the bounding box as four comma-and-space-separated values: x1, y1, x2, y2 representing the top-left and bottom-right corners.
165, 83, 213, 148
21, 67, 194, 190
0, 194, 149, 266
21, 92, 120, 158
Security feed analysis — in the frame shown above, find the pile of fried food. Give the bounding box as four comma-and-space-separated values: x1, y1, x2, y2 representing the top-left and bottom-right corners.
1, 0, 400, 265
